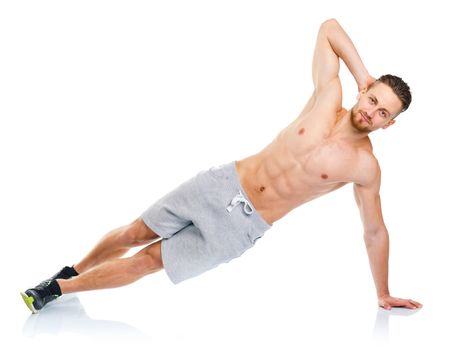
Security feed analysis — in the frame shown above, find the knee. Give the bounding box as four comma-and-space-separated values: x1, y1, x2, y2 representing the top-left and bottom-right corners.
121, 218, 160, 247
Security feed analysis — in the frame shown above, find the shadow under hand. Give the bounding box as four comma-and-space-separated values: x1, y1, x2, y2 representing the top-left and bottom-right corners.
22, 294, 149, 342
372, 306, 421, 344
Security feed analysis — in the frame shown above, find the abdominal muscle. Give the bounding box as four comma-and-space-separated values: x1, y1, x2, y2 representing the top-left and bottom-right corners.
235, 118, 352, 225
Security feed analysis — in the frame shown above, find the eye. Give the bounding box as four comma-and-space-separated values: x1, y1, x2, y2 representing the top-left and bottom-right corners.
369, 97, 375, 104
380, 111, 387, 118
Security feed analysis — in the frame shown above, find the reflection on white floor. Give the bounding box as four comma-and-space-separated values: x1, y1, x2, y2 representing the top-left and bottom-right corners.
372, 307, 421, 345
21, 291, 424, 347
22, 294, 149, 341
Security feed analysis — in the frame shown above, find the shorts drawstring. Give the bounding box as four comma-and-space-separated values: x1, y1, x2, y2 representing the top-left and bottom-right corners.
226, 190, 254, 215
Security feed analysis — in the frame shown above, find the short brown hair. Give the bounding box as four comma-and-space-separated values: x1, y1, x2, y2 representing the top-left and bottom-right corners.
376, 74, 412, 113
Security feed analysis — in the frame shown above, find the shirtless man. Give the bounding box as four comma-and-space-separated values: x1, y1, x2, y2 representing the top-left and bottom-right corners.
22, 19, 422, 313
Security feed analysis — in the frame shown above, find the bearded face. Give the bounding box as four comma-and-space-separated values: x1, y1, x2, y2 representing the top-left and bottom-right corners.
350, 107, 372, 132
350, 83, 404, 133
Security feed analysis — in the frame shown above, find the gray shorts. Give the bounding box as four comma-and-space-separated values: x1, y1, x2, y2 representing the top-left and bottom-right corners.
140, 160, 272, 284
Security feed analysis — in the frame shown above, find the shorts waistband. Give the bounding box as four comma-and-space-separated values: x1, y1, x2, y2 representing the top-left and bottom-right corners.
221, 160, 272, 232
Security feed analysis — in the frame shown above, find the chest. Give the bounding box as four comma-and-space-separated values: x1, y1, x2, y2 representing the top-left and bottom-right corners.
302, 141, 357, 183
281, 124, 361, 184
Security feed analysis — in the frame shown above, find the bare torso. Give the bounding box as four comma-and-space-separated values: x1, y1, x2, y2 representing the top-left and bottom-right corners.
236, 84, 375, 225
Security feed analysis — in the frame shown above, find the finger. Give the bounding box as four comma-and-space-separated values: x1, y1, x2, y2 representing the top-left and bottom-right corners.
403, 300, 420, 309
401, 299, 419, 309
390, 298, 413, 308
388, 298, 404, 307
409, 300, 423, 308
410, 299, 423, 307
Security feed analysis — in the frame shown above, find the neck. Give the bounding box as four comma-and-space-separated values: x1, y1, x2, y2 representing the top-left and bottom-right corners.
331, 110, 370, 143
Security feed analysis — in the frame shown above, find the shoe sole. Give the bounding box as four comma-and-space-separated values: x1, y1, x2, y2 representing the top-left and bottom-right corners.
20, 292, 38, 314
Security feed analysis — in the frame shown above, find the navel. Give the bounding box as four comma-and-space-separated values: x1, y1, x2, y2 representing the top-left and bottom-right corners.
321, 174, 328, 180
259, 186, 266, 192
298, 128, 305, 135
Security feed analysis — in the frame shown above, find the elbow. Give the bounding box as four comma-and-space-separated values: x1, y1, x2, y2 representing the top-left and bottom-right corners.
320, 18, 339, 31
319, 19, 340, 39
323, 18, 339, 25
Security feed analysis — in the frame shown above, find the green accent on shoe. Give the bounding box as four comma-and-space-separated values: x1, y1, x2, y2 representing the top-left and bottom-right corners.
21, 292, 37, 314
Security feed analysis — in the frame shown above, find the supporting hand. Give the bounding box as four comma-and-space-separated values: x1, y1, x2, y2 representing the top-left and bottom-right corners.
378, 295, 423, 310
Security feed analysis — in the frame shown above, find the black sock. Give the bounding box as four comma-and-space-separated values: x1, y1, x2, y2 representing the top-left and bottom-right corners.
46, 265, 79, 285
48, 279, 62, 297
67, 265, 79, 277
57, 265, 79, 279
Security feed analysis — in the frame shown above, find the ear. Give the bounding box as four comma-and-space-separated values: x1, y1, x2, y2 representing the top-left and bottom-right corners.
382, 119, 396, 129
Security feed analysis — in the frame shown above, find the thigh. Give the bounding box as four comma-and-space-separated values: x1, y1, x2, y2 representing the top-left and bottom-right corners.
127, 217, 161, 243
139, 174, 201, 239
135, 240, 164, 270
160, 223, 245, 285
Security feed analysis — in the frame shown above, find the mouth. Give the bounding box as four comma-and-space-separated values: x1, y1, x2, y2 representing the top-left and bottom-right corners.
360, 112, 371, 124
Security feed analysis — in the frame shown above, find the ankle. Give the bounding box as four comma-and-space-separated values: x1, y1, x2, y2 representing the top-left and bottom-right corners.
56, 279, 69, 295
68, 265, 79, 276
73, 263, 86, 274
49, 279, 62, 296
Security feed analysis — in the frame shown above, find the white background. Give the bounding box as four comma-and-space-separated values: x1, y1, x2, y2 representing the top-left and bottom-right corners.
1, 1, 448, 349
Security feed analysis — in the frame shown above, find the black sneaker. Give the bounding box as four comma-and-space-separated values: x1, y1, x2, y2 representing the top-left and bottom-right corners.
21, 266, 77, 313
21, 279, 62, 314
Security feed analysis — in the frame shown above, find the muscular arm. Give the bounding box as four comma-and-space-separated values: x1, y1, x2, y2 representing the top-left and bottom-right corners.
353, 162, 390, 298
312, 19, 373, 92
354, 161, 422, 309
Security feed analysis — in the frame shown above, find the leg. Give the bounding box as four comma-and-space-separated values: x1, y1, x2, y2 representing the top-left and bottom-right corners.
58, 240, 164, 294
74, 218, 160, 274
20, 219, 163, 314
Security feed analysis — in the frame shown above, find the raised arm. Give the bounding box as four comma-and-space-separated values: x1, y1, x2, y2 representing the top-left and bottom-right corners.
312, 19, 374, 93
354, 161, 422, 310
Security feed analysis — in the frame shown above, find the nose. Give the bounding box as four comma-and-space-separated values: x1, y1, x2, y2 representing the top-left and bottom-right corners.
363, 111, 372, 119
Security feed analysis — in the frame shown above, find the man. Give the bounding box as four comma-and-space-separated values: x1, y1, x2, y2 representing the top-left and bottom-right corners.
22, 19, 422, 313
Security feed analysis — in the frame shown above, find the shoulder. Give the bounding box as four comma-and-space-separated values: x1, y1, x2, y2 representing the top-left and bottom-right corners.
355, 149, 381, 187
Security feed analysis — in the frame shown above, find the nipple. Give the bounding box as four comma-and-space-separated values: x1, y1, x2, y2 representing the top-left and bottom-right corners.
298, 128, 305, 135
321, 174, 328, 180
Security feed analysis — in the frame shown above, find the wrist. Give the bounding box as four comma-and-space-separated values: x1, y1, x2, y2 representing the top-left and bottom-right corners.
377, 291, 390, 299
356, 69, 371, 91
